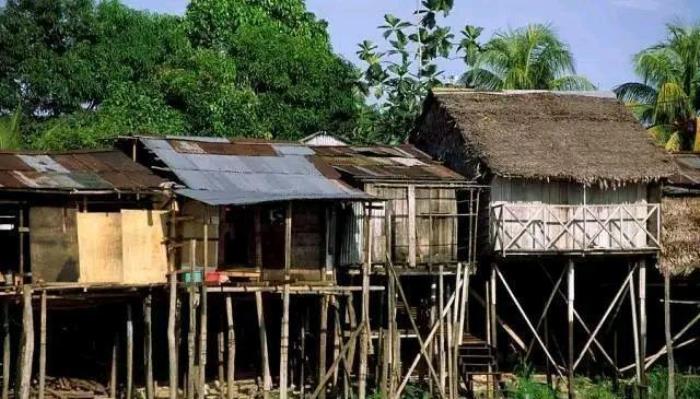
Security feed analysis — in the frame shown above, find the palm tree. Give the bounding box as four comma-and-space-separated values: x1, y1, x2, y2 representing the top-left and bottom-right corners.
0, 107, 22, 150
615, 23, 700, 151
461, 24, 595, 91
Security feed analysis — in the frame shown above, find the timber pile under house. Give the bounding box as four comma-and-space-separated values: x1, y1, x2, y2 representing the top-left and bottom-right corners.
0, 89, 696, 399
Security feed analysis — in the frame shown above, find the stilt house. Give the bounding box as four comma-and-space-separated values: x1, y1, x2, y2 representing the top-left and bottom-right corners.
412, 89, 676, 392
0, 150, 169, 286
120, 136, 370, 283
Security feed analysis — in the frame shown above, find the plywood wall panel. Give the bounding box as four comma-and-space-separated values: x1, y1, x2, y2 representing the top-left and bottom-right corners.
77, 212, 122, 283
121, 209, 168, 284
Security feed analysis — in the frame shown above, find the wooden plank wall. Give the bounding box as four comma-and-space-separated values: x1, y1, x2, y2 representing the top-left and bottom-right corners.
121, 210, 169, 284
77, 212, 122, 283
29, 207, 79, 282
180, 201, 219, 269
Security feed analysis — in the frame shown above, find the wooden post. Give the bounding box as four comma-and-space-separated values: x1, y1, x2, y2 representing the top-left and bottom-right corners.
664, 271, 675, 399
629, 263, 641, 386
225, 295, 235, 399
218, 317, 225, 399
490, 264, 498, 352
168, 271, 179, 399
144, 293, 154, 399
567, 259, 575, 399
438, 265, 446, 393
187, 239, 197, 399
38, 290, 47, 399
638, 260, 647, 398
16, 285, 33, 399
255, 292, 271, 397
110, 333, 118, 399
407, 186, 416, 268
126, 304, 134, 399
331, 296, 341, 388
358, 202, 373, 399
280, 202, 292, 399
2, 301, 10, 399
318, 295, 329, 399
199, 280, 208, 398
485, 281, 492, 399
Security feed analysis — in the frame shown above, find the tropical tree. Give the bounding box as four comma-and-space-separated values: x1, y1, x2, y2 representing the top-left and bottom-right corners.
614, 23, 700, 151
461, 24, 595, 91
0, 107, 22, 150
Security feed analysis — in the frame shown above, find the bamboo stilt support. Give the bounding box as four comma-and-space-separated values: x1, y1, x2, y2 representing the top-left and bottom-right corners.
2, 301, 9, 399
38, 290, 47, 399
358, 202, 372, 399
318, 295, 329, 399
310, 325, 363, 399
217, 323, 225, 399
126, 304, 134, 399
110, 333, 118, 399
567, 260, 574, 399
629, 265, 641, 385
168, 272, 178, 399
225, 295, 235, 399
638, 260, 647, 398
331, 296, 341, 389
255, 292, 271, 397
187, 240, 197, 399
664, 272, 675, 399
17, 286, 33, 399
198, 283, 208, 399
280, 202, 292, 399
144, 293, 154, 399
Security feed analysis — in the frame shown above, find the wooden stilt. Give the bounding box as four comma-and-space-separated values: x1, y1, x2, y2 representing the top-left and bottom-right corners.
2, 300, 9, 399
17, 285, 33, 399
168, 271, 179, 399
225, 295, 235, 399
358, 202, 373, 399
300, 308, 308, 398
310, 325, 364, 399
664, 272, 675, 399
255, 292, 271, 397
126, 304, 134, 399
629, 263, 641, 386
638, 260, 647, 398
280, 202, 292, 399
485, 281, 492, 399
331, 296, 341, 389
218, 316, 225, 399
110, 333, 118, 399
489, 265, 497, 353
38, 290, 47, 399
199, 282, 208, 398
567, 260, 575, 399
319, 295, 329, 399
144, 293, 154, 399
187, 240, 197, 399
344, 295, 358, 399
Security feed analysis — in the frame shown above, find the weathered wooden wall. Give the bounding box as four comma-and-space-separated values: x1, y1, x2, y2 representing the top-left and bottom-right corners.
30, 207, 79, 282
77, 212, 122, 283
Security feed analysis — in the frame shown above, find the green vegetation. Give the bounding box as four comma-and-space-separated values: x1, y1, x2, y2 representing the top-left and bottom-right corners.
615, 23, 700, 151
0, 0, 359, 149
461, 24, 595, 91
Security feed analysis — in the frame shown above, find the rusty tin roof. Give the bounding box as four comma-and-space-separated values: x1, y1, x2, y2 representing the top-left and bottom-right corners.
133, 136, 370, 206
0, 150, 165, 192
313, 144, 468, 182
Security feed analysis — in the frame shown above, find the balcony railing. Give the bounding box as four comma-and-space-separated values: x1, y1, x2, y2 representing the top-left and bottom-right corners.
489, 203, 661, 256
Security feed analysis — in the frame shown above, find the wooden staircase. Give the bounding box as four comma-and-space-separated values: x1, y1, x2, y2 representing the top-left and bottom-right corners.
457, 334, 502, 398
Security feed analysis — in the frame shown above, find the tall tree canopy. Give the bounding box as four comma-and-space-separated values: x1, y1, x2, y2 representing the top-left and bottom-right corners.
461, 24, 595, 91
615, 23, 700, 151
0, 0, 359, 149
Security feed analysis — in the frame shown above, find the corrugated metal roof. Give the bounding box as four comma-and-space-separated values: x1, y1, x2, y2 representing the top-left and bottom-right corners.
669, 153, 700, 187
313, 144, 468, 182
0, 150, 165, 192
136, 137, 370, 205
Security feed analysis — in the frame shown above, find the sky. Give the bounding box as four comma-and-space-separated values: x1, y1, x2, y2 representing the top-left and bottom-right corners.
5, 0, 700, 89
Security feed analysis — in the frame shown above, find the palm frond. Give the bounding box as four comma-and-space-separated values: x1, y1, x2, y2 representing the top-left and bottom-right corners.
549, 75, 596, 91
655, 81, 691, 123
613, 82, 658, 105
461, 68, 504, 90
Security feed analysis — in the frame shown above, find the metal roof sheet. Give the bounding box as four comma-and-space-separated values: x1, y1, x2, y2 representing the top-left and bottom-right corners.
0, 150, 165, 192
137, 137, 369, 205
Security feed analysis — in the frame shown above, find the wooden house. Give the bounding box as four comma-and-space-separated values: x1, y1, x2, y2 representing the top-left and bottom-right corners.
314, 144, 481, 273
120, 136, 370, 283
0, 150, 169, 286
411, 89, 677, 392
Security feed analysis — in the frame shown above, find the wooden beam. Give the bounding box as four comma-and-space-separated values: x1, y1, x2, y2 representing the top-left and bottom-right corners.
309, 325, 363, 399
198, 278, 208, 399
126, 304, 134, 399
225, 295, 235, 399
2, 301, 9, 399
187, 240, 197, 399
407, 186, 416, 267
638, 260, 648, 397
17, 286, 33, 399
664, 272, 675, 399
255, 292, 271, 398
144, 293, 154, 399
168, 272, 179, 399
38, 290, 47, 399
218, 316, 225, 399
629, 264, 641, 385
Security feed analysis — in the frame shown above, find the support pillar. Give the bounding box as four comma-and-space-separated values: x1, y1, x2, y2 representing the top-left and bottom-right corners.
38, 290, 47, 399
2, 300, 9, 399
567, 259, 575, 399
318, 295, 329, 399
638, 260, 647, 398
256, 292, 271, 398
16, 286, 33, 399
144, 293, 154, 399
126, 304, 134, 399
664, 271, 675, 399
225, 295, 235, 399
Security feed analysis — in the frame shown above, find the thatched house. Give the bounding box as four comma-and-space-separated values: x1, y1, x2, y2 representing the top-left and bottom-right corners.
662, 153, 700, 276
412, 89, 676, 255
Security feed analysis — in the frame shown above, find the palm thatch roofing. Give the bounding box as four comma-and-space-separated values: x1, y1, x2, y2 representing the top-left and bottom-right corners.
417, 89, 675, 186
661, 196, 700, 276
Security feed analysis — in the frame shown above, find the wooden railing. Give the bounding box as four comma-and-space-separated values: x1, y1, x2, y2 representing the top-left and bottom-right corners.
489, 203, 661, 256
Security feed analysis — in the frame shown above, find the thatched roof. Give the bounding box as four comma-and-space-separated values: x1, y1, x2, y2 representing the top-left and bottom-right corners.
421, 89, 675, 186
661, 196, 700, 276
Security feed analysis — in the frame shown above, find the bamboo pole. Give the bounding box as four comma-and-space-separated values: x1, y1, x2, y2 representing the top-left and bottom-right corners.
225, 295, 235, 399
319, 295, 329, 399
331, 296, 341, 389
199, 280, 208, 398
309, 325, 364, 399
126, 304, 134, 399
2, 301, 9, 399
638, 260, 647, 398
629, 264, 641, 385
438, 265, 446, 393
567, 260, 574, 399
110, 333, 118, 399
187, 240, 197, 399
280, 202, 292, 399
218, 316, 225, 399
664, 272, 675, 399
358, 202, 373, 399
38, 290, 47, 399
17, 285, 33, 399
168, 271, 179, 399
255, 292, 271, 397
144, 293, 154, 399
